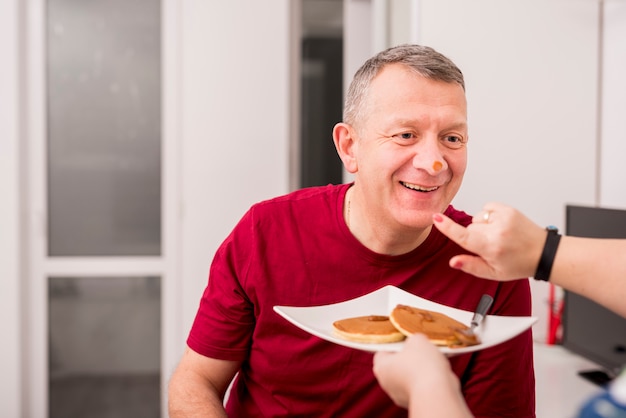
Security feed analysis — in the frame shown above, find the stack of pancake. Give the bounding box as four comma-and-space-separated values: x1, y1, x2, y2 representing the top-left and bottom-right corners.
332, 304, 480, 348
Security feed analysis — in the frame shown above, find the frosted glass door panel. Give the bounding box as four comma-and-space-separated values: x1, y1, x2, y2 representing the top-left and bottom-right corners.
47, 0, 161, 256
49, 276, 161, 418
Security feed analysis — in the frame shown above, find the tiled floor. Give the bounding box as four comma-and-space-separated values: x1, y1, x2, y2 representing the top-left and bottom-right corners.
534, 342, 606, 418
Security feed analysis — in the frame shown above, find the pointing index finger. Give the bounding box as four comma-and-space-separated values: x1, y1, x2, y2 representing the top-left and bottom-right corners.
432, 213, 473, 251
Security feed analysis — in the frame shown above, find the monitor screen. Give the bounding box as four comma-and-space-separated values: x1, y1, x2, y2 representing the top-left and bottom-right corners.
562, 205, 626, 375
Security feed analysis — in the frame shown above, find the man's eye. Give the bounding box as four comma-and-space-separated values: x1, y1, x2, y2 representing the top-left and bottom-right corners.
443, 135, 466, 148
394, 133, 415, 141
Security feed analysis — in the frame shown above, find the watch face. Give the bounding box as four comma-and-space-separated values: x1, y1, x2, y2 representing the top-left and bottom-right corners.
546, 225, 559, 233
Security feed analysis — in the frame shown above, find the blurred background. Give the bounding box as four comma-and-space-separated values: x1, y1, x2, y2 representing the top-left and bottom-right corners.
1, 0, 625, 417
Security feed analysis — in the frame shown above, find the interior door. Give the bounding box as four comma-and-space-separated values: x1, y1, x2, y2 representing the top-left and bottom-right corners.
25, 0, 180, 416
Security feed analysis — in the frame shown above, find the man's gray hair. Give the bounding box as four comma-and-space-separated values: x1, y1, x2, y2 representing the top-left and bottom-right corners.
343, 44, 465, 126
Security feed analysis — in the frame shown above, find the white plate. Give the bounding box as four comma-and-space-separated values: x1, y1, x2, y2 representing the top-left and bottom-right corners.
273, 285, 537, 354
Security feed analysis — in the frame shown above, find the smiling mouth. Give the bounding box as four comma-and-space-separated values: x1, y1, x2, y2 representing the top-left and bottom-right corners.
400, 181, 439, 192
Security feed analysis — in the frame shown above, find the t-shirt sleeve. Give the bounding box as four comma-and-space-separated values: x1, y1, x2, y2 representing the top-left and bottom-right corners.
186, 210, 257, 361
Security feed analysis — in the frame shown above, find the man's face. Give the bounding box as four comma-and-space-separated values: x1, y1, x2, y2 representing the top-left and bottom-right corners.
351, 63, 468, 231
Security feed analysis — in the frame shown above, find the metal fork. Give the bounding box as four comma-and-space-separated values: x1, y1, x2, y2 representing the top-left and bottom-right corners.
455, 294, 494, 343
470, 294, 494, 332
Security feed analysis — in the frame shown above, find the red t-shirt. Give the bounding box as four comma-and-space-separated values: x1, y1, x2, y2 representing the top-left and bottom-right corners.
187, 184, 535, 417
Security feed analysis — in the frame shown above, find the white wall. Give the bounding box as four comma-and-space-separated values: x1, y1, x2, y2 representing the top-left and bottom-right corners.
179, 0, 293, 339
601, 0, 626, 208
0, 0, 22, 415
417, 0, 599, 341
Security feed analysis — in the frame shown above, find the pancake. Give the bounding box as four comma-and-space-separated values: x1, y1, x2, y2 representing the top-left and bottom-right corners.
389, 304, 479, 347
332, 315, 406, 343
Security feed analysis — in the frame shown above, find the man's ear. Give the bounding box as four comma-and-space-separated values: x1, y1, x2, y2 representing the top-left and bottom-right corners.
333, 122, 358, 174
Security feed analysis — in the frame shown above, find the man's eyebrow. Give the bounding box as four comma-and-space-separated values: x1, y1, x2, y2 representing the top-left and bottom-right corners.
388, 118, 468, 130
444, 121, 468, 131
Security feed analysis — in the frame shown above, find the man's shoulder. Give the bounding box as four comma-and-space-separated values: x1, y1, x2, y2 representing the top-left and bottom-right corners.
254, 183, 347, 209
443, 205, 473, 227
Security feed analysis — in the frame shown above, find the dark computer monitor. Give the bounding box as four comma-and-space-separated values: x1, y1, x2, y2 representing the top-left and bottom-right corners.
562, 205, 626, 378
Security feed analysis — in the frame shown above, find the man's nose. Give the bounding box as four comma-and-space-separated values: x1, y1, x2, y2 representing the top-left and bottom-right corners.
412, 140, 448, 175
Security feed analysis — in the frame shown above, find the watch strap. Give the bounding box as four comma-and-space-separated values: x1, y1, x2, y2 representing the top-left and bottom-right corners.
534, 226, 561, 281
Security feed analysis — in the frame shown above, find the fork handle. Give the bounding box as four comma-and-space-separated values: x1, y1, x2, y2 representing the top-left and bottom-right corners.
471, 294, 494, 328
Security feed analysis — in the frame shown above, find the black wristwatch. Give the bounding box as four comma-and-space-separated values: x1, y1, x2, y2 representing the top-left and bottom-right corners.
533, 226, 562, 282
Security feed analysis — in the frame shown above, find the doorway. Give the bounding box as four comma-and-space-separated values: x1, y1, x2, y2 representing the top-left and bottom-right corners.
300, 0, 344, 188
